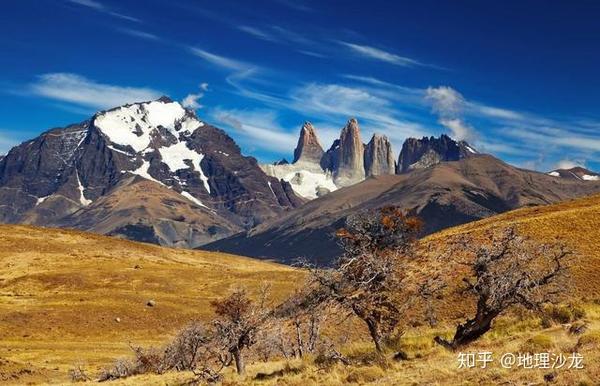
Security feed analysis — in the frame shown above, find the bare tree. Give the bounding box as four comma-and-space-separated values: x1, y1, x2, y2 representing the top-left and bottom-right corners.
211, 286, 271, 375
306, 207, 425, 353
165, 322, 211, 371
434, 227, 571, 350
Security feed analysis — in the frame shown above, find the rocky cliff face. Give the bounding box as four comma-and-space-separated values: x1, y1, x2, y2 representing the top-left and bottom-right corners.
0, 97, 301, 247
333, 118, 365, 186
397, 134, 475, 173
364, 134, 395, 176
293, 122, 324, 165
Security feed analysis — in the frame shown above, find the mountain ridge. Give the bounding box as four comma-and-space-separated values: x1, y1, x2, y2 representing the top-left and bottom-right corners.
0, 97, 301, 248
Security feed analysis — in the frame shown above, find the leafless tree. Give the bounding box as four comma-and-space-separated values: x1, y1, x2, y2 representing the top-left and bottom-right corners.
164, 322, 211, 371
210, 285, 271, 375
305, 207, 428, 353
434, 227, 572, 350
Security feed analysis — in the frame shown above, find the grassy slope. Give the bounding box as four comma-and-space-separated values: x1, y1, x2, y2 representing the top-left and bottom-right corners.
425, 192, 600, 299
0, 225, 302, 384
4, 193, 600, 384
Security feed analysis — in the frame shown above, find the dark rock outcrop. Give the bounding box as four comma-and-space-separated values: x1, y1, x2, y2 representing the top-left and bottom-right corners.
397, 134, 474, 173
364, 134, 395, 176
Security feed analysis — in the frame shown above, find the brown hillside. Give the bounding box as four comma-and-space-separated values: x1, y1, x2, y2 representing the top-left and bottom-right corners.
0, 225, 301, 384
424, 192, 600, 300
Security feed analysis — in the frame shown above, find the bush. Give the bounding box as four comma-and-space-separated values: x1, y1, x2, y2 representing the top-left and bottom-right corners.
520, 334, 554, 353
164, 321, 210, 371
544, 304, 586, 324
68, 364, 90, 382
98, 358, 137, 381
576, 331, 600, 349
345, 366, 385, 384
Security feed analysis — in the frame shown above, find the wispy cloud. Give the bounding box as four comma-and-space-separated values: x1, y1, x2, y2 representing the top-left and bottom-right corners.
425, 86, 477, 143
273, 0, 313, 12
189, 48, 251, 71
117, 28, 161, 41
339, 41, 426, 68
211, 108, 297, 153
67, 0, 141, 22
29, 73, 162, 110
554, 159, 585, 170
238, 26, 278, 42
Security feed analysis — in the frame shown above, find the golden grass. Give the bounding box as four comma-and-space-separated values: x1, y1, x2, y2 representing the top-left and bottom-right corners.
0, 225, 302, 384
4, 192, 600, 384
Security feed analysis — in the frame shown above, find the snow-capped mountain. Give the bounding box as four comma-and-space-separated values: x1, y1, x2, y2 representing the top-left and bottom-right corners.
261, 118, 397, 199
547, 166, 600, 181
261, 120, 477, 200
0, 97, 301, 247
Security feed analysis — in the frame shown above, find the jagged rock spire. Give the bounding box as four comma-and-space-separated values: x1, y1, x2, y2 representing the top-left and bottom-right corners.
333, 118, 365, 186
364, 133, 395, 176
293, 122, 324, 164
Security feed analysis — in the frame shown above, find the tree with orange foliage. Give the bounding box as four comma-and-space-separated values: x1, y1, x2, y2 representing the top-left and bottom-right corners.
307, 207, 425, 353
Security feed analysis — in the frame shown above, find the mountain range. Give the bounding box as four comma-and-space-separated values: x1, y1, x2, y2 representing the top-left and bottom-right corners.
2, 96, 600, 264
0, 97, 301, 248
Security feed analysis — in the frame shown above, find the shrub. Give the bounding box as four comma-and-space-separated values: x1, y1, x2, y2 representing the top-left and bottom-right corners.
520, 334, 554, 353
68, 364, 90, 382
576, 331, 600, 349
345, 366, 385, 384
98, 358, 137, 381
544, 304, 586, 324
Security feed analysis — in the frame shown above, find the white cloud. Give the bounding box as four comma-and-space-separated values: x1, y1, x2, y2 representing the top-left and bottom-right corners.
117, 28, 161, 41
339, 42, 424, 67
67, 0, 140, 22
554, 159, 583, 170
211, 108, 297, 153
238, 26, 278, 42
30, 73, 163, 110
425, 86, 477, 143
425, 86, 465, 116
189, 48, 250, 71
68, 0, 103, 10
181, 83, 209, 110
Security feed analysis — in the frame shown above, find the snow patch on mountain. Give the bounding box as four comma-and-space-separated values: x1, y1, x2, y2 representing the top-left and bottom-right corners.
95, 100, 187, 152
548, 171, 560, 177
583, 174, 599, 181
76, 171, 92, 206
131, 160, 163, 185
181, 191, 208, 208
285, 170, 337, 199
261, 162, 337, 199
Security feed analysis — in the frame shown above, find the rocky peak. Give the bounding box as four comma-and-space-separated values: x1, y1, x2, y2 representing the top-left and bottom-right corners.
397, 134, 475, 173
334, 118, 365, 186
0, 96, 302, 248
364, 133, 395, 176
293, 122, 324, 164
548, 166, 600, 181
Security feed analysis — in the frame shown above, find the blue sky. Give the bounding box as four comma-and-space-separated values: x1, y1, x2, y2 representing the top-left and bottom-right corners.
2, 0, 600, 171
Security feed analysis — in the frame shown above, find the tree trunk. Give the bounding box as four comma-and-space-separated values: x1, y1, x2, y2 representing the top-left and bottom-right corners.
232, 347, 245, 375
294, 320, 304, 358
365, 318, 383, 352
435, 301, 498, 350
